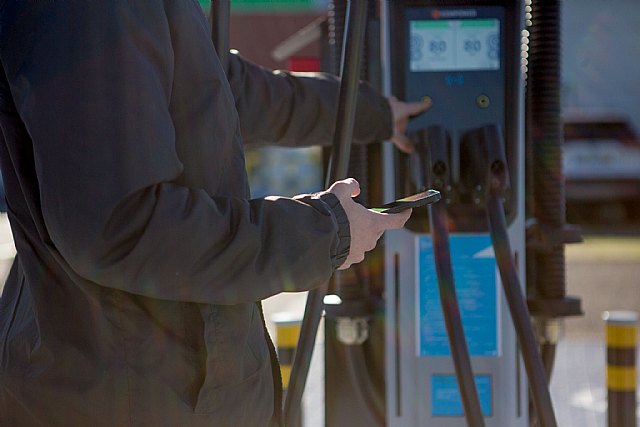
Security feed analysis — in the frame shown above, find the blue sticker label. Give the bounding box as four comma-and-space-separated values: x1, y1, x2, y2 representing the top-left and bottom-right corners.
432, 375, 493, 417
417, 234, 499, 356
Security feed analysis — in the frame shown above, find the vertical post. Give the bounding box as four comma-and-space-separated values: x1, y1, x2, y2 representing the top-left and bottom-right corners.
604, 310, 638, 427
273, 313, 303, 426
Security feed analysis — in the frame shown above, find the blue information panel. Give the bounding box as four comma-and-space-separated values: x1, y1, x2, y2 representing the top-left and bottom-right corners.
416, 234, 499, 356
432, 375, 493, 416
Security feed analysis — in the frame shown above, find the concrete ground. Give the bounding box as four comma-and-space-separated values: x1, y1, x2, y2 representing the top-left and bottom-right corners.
552, 234, 640, 426
0, 214, 638, 426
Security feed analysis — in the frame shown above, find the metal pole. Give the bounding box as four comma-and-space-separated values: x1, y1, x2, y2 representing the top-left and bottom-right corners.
283, 1, 368, 426
604, 310, 638, 427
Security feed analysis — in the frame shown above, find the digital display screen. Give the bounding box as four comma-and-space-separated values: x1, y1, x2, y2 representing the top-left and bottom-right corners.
409, 19, 500, 72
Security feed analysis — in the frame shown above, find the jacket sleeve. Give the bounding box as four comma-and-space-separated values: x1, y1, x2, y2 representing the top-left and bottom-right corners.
226, 52, 393, 147
1, 2, 349, 305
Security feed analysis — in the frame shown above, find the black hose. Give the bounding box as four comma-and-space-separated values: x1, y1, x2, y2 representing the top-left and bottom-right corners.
329, 0, 370, 203
486, 194, 558, 427
329, 3, 386, 423
529, 341, 557, 427
324, 0, 368, 183
429, 201, 486, 427
415, 125, 485, 426
284, 291, 322, 427
344, 344, 385, 425
283, 2, 369, 425
541, 342, 556, 383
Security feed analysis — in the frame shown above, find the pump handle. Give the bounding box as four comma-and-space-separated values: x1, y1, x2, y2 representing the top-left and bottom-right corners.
475, 125, 559, 427
415, 126, 486, 427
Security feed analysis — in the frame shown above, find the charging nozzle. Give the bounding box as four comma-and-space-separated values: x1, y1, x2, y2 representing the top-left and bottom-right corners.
412, 126, 452, 194
460, 124, 510, 208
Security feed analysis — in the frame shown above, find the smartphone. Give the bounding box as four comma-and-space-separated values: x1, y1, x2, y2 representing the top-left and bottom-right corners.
370, 189, 441, 214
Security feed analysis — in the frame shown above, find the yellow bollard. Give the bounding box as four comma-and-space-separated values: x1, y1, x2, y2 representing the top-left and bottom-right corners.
603, 310, 638, 427
272, 312, 302, 425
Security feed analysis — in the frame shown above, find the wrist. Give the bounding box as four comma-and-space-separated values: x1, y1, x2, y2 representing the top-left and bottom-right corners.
318, 192, 351, 269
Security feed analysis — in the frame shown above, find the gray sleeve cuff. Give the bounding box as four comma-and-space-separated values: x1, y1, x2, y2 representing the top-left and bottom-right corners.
318, 193, 350, 269
294, 192, 351, 270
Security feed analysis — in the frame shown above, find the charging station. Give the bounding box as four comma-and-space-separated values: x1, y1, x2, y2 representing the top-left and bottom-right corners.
381, 2, 527, 425
270, 1, 580, 426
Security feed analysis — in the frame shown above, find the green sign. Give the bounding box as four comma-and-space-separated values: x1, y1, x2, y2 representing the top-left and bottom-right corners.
198, 0, 325, 12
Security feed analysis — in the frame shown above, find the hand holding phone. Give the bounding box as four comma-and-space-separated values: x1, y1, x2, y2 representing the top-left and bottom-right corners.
370, 190, 441, 214
326, 178, 412, 270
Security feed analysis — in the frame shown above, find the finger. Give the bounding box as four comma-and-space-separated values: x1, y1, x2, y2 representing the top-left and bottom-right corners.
401, 99, 432, 117
392, 209, 412, 227
391, 133, 415, 154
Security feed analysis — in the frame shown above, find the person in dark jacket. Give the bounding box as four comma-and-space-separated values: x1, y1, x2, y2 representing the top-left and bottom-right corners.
0, 2, 428, 426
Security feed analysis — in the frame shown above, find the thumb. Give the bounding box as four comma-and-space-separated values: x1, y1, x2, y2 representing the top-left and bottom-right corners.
346, 178, 361, 197
380, 209, 412, 230
329, 178, 361, 199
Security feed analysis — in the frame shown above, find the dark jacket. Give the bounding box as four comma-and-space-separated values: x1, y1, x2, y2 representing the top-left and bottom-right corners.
0, 1, 392, 426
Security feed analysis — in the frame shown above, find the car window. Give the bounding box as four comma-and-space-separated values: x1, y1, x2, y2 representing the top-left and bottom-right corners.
564, 121, 637, 144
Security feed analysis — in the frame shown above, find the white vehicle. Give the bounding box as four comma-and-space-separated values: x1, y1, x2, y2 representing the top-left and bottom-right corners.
563, 114, 640, 220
